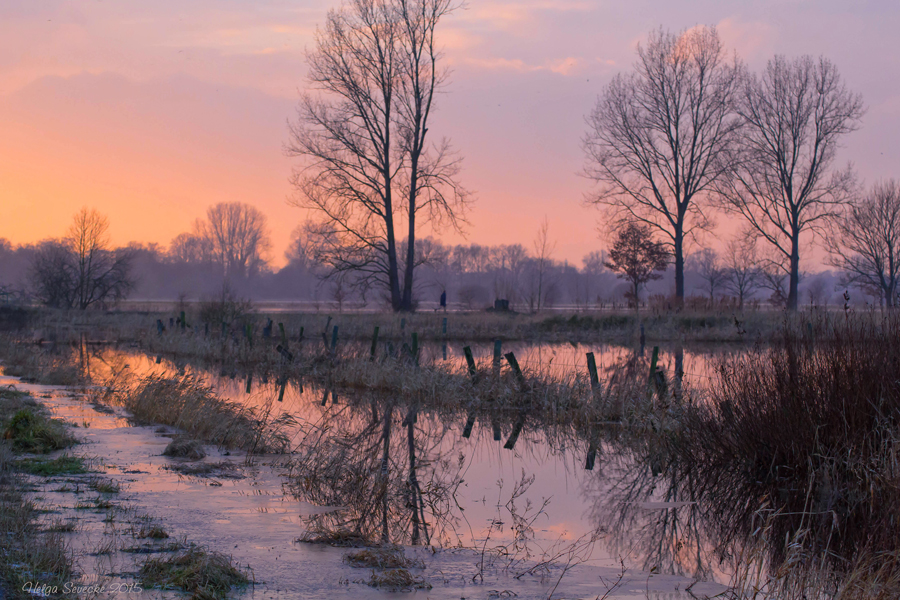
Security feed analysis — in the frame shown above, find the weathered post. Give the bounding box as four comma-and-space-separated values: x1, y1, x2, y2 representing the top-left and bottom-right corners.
370, 326, 380, 361
504, 352, 525, 387
463, 346, 476, 378
648, 346, 659, 397
331, 325, 339, 353
492, 339, 502, 376
462, 414, 476, 438
278, 323, 287, 346
245, 374, 252, 394
585, 442, 597, 470
503, 414, 526, 450
586, 352, 600, 393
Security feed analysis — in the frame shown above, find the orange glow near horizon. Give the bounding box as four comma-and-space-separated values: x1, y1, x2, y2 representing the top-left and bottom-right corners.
1, 2, 897, 270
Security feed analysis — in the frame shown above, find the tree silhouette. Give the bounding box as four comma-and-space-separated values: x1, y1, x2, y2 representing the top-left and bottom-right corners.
604, 223, 669, 311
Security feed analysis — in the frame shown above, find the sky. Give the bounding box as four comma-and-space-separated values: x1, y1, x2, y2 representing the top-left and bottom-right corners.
1, 0, 898, 268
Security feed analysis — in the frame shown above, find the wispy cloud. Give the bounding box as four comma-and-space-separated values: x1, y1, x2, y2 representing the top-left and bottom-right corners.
461, 55, 587, 76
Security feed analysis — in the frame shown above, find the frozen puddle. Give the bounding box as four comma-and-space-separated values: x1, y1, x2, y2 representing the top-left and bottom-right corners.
4, 375, 726, 599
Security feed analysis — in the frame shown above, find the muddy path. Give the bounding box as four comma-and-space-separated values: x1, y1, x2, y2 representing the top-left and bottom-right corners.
4, 372, 727, 599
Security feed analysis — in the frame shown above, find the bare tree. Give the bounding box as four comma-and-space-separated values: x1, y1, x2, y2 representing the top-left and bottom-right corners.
287, 0, 470, 312
196, 202, 271, 280
584, 26, 742, 303
716, 55, 864, 310
31, 209, 134, 309
692, 248, 726, 303
827, 180, 900, 307
604, 222, 669, 312
30, 241, 77, 308
169, 230, 213, 264
722, 235, 760, 310
527, 217, 556, 312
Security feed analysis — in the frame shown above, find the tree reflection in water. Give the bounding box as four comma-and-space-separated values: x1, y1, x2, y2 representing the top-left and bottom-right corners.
287, 396, 465, 546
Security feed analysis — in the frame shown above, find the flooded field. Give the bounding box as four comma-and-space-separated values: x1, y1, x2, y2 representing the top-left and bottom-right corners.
4, 312, 898, 599
82, 342, 739, 589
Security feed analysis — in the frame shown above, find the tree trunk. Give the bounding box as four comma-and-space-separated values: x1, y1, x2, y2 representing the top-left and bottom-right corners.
406, 407, 420, 545
385, 183, 402, 311
381, 403, 392, 544
788, 232, 800, 311
886, 286, 894, 308
400, 178, 416, 312
674, 227, 684, 303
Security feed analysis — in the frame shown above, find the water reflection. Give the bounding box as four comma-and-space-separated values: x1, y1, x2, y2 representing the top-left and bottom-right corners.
28, 340, 790, 586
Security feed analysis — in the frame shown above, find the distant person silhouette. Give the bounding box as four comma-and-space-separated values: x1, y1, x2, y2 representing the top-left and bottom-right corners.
440, 290, 447, 312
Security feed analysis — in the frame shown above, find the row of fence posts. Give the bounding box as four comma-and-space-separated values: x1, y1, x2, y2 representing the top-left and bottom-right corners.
155, 312, 667, 469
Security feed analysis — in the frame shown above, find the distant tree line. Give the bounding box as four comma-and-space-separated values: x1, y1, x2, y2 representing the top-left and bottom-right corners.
0, 202, 862, 311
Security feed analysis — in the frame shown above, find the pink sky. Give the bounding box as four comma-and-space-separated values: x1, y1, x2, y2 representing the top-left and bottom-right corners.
1, 1, 898, 268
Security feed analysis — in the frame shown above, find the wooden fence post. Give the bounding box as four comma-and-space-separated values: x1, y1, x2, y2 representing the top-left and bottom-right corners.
586, 352, 600, 396
504, 352, 526, 387
463, 346, 476, 378
370, 326, 380, 361
648, 346, 659, 397
492, 339, 502, 376
462, 414, 476, 438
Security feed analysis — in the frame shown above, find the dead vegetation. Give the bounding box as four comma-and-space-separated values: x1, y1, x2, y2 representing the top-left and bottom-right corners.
363, 567, 432, 591
163, 436, 206, 459
108, 373, 294, 454
343, 546, 424, 569
0, 436, 74, 595
139, 545, 252, 599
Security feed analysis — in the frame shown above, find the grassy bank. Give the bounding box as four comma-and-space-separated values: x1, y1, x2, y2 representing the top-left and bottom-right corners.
0, 386, 76, 597
18, 304, 783, 345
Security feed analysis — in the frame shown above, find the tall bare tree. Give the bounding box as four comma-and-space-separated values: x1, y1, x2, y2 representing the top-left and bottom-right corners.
722, 235, 760, 310
716, 55, 864, 310
287, 0, 469, 312
827, 180, 900, 307
527, 217, 556, 312
584, 26, 742, 303
195, 202, 271, 280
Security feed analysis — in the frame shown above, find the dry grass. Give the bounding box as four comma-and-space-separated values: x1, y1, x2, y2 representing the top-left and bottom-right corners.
110, 373, 293, 453
139, 545, 251, 599
344, 546, 424, 569
364, 568, 432, 591
296, 528, 376, 548
163, 437, 207, 459
0, 445, 74, 595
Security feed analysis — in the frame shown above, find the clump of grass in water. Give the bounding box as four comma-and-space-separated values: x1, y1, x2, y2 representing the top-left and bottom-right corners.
131, 515, 169, 539
17, 454, 89, 476
139, 545, 251, 599
113, 373, 291, 453
364, 568, 431, 592
3, 408, 77, 454
163, 437, 206, 460
88, 477, 120, 494
344, 546, 424, 569
296, 528, 375, 548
